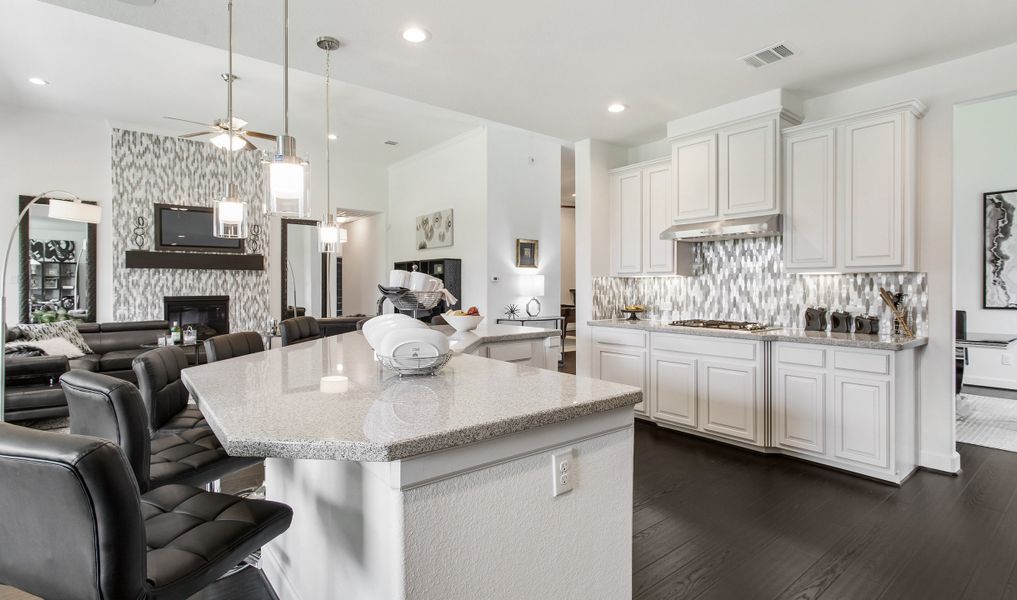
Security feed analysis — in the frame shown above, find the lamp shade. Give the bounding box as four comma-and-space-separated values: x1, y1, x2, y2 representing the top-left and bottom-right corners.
318, 219, 340, 253
264, 135, 310, 217
213, 197, 249, 239
47, 198, 101, 224
519, 274, 545, 297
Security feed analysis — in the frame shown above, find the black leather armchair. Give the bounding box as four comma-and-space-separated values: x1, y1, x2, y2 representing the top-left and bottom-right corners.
133, 346, 207, 436
204, 331, 265, 363
0, 422, 292, 600
280, 316, 321, 347
62, 369, 260, 492
3, 354, 69, 420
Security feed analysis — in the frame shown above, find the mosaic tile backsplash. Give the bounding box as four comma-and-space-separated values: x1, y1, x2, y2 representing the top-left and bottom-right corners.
593, 237, 929, 336
111, 129, 271, 332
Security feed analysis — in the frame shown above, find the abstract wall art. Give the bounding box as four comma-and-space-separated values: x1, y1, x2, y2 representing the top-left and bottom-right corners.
416, 209, 454, 250
985, 189, 1017, 309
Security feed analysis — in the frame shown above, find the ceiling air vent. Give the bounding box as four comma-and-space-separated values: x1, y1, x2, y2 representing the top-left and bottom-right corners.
740, 42, 795, 68
384, 140, 399, 146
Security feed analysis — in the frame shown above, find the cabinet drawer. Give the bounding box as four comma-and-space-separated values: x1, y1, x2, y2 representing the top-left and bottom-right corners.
777, 345, 826, 368
593, 328, 647, 348
834, 351, 889, 375
486, 341, 533, 363
652, 333, 757, 361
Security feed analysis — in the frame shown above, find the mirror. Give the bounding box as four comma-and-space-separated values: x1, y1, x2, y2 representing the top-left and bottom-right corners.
19, 195, 97, 324
280, 218, 327, 319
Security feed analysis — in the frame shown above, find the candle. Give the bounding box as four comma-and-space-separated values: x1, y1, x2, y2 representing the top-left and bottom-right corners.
320, 375, 349, 394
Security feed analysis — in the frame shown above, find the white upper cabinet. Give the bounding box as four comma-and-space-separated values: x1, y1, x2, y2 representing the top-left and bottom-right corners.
643, 162, 675, 274
784, 128, 837, 270
783, 100, 924, 273
671, 134, 718, 222
609, 159, 692, 277
719, 119, 777, 217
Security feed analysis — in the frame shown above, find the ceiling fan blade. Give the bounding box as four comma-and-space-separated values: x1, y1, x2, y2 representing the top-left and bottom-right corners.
179, 131, 213, 138
240, 137, 257, 151
163, 116, 216, 127
243, 130, 278, 141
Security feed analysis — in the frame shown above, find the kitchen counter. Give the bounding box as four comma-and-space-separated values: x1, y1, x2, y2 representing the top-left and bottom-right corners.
589, 319, 928, 351
182, 329, 638, 462
182, 328, 639, 599
433, 322, 557, 354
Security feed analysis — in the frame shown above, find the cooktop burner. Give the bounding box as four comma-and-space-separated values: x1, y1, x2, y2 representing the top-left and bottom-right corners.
670, 319, 774, 332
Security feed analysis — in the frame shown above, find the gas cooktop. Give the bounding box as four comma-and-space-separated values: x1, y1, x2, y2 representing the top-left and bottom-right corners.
670, 319, 776, 332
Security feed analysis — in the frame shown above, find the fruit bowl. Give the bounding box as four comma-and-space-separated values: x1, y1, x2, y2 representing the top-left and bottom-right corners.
443, 312, 485, 333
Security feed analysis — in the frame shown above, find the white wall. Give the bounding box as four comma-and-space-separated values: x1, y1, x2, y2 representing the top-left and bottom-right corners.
954, 92, 1017, 389
560, 207, 576, 303
388, 128, 489, 313
486, 127, 561, 318
342, 213, 389, 316
574, 139, 627, 377
0, 104, 114, 325
789, 42, 1017, 473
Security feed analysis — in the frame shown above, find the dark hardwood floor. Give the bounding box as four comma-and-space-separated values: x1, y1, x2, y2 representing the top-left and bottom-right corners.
632, 420, 1017, 600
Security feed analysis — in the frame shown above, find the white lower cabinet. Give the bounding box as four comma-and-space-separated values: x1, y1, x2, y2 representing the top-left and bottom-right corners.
649, 351, 697, 427
588, 326, 917, 484
774, 368, 826, 454
592, 329, 649, 416
773, 342, 914, 483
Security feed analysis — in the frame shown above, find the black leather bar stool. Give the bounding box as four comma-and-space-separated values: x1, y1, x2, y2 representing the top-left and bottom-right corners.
0, 422, 292, 600
61, 369, 261, 493
204, 331, 265, 363
280, 316, 321, 346
133, 346, 207, 437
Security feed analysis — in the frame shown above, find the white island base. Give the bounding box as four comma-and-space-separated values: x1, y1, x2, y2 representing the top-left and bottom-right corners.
262, 407, 634, 600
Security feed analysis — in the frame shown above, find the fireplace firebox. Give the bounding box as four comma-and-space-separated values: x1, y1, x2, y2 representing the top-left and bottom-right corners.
163, 296, 229, 341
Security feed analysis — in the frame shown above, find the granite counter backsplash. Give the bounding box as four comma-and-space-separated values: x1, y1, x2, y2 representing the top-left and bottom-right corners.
592, 237, 928, 337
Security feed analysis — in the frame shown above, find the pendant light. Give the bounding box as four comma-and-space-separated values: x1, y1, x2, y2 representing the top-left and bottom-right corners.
264, 0, 310, 217
213, 0, 250, 239
316, 36, 343, 253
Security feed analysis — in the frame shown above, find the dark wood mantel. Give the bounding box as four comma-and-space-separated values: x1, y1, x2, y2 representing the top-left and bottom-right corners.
125, 251, 265, 271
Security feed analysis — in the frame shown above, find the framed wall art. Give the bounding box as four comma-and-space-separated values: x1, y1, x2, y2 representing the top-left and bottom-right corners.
984, 189, 1017, 309
516, 238, 538, 268
416, 209, 454, 250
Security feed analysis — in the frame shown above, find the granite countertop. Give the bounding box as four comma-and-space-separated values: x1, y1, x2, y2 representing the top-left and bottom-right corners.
432, 323, 558, 354
589, 319, 928, 351
181, 330, 638, 462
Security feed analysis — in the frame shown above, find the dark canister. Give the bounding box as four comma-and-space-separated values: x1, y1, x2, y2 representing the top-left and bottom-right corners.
804, 307, 827, 331
854, 315, 880, 335
830, 311, 852, 333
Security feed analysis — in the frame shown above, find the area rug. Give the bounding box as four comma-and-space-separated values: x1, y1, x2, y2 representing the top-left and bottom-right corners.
956, 394, 1017, 453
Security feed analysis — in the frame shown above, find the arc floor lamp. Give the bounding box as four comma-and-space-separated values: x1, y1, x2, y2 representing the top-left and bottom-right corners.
0, 190, 100, 422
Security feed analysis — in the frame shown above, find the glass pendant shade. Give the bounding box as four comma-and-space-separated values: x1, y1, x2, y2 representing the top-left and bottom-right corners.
264, 136, 310, 217
213, 185, 249, 239
318, 219, 340, 253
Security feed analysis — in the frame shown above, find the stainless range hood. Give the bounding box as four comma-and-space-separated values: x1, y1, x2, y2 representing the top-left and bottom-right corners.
660, 214, 781, 242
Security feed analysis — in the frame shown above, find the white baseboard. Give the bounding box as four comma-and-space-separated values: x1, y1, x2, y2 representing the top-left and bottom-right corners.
262, 545, 301, 600
919, 449, 962, 474
964, 375, 1017, 391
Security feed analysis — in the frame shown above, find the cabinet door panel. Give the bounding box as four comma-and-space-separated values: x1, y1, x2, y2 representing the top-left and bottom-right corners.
701, 360, 758, 443
672, 135, 717, 222
612, 170, 643, 274
596, 346, 647, 415
784, 129, 836, 270
775, 368, 825, 454
843, 114, 903, 268
720, 120, 776, 216
651, 353, 697, 427
644, 164, 674, 273
834, 376, 890, 468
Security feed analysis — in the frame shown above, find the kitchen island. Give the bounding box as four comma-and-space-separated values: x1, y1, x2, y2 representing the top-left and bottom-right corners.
182, 328, 640, 600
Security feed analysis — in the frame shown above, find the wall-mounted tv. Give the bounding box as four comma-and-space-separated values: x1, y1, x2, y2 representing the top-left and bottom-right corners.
154, 204, 244, 253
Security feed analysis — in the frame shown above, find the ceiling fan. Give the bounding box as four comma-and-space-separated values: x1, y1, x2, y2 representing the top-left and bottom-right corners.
164, 105, 276, 151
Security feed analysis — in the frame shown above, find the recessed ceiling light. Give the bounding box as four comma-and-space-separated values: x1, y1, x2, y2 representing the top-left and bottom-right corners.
607, 103, 627, 113
28, 77, 48, 86
402, 27, 430, 43
572, 193, 576, 197
328, 133, 338, 141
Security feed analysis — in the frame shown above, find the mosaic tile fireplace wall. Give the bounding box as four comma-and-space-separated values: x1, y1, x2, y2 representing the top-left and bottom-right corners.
111, 129, 270, 332
592, 237, 929, 336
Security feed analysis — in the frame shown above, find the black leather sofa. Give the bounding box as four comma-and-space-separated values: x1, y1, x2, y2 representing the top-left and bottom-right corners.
4, 320, 169, 422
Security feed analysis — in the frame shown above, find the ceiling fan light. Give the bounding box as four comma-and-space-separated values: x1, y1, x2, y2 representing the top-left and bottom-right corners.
210, 132, 246, 151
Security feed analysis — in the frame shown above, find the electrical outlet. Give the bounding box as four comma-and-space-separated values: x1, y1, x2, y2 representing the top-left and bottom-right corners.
552, 448, 575, 497
1003, 354, 1013, 366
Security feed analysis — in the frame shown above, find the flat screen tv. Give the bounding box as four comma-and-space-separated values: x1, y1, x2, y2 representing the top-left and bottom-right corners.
154, 204, 244, 253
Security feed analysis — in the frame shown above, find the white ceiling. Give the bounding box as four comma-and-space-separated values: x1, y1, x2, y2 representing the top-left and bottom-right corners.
31, 0, 1017, 146
0, 0, 492, 166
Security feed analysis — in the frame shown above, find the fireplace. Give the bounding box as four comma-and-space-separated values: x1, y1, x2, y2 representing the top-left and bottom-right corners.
164, 295, 229, 341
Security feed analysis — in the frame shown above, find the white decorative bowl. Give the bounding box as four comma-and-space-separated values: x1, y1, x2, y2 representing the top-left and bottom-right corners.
362, 314, 427, 350
443, 313, 484, 333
